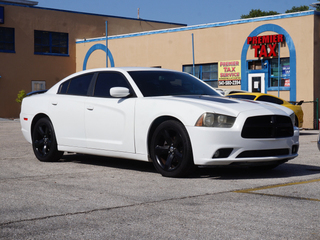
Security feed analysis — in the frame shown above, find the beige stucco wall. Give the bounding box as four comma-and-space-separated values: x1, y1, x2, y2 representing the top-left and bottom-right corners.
0, 3, 184, 118
76, 13, 318, 128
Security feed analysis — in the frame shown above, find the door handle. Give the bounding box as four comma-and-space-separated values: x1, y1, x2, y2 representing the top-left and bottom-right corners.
52, 102, 58, 106
87, 106, 94, 111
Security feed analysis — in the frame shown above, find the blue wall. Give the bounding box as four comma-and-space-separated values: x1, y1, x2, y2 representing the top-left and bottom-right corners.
241, 24, 296, 101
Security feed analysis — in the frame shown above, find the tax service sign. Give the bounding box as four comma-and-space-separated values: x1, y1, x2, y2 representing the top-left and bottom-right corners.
218, 60, 241, 86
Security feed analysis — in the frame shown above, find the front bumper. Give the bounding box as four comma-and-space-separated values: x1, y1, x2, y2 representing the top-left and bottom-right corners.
20, 113, 33, 144
187, 126, 299, 166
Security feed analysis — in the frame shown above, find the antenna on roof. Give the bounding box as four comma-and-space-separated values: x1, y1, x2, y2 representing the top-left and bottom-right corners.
138, 8, 140, 19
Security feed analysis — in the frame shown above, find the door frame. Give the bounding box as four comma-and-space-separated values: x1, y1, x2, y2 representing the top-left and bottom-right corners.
248, 73, 265, 93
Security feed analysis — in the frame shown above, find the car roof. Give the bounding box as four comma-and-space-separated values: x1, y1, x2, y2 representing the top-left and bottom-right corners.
46, 67, 194, 95
79, 67, 179, 74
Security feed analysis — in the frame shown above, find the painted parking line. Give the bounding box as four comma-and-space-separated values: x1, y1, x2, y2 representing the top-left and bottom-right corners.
233, 178, 320, 202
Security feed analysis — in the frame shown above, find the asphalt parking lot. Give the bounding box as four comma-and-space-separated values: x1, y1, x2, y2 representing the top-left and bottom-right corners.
0, 119, 319, 240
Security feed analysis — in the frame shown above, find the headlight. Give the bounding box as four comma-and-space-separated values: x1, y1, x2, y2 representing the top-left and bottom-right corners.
195, 113, 236, 128
290, 112, 295, 126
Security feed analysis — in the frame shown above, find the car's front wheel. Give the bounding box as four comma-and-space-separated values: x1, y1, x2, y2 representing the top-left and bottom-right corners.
150, 120, 195, 177
32, 117, 63, 162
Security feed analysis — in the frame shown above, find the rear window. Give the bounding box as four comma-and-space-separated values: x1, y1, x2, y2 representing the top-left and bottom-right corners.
256, 95, 283, 105
228, 95, 256, 100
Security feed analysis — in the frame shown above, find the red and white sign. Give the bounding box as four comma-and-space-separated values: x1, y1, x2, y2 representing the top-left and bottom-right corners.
247, 34, 285, 58
284, 79, 290, 87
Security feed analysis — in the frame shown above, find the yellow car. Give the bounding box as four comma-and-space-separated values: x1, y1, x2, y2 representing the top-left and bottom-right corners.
227, 92, 304, 128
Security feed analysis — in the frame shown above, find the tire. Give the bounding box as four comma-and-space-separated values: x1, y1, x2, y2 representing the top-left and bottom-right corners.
32, 117, 63, 162
150, 120, 195, 177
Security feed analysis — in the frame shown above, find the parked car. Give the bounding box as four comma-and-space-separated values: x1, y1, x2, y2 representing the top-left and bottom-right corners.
20, 68, 299, 177
227, 92, 304, 128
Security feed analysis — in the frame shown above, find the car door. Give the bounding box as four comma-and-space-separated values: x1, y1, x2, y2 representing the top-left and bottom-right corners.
85, 71, 136, 153
49, 73, 94, 148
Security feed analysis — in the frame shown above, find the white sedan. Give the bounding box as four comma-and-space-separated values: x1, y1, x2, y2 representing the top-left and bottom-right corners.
20, 68, 299, 177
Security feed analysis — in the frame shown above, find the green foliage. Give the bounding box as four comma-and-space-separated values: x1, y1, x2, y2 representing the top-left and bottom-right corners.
16, 90, 26, 104
241, 9, 279, 19
241, 4, 312, 19
285, 5, 309, 13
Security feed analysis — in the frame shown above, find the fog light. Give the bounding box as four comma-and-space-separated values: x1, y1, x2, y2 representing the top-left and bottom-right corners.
212, 148, 233, 158
292, 145, 299, 154
213, 150, 220, 158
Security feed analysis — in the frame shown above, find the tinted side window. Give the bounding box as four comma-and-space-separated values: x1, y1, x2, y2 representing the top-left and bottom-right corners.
257, 95, 283, 105
94, 72, 131, 98
58, 74, 93, 96
58, 80, 70, 94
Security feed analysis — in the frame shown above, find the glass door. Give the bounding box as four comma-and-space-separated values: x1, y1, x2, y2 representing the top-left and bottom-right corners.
248, 73, 265, 93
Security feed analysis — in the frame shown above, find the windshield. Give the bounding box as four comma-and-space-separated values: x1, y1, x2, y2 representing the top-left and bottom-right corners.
128, 71, 220, 97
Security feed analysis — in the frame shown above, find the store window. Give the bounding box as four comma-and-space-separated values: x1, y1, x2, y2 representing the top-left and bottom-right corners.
248, 61, 263, 70
34, 30, 68, 56
0, 6, 4, 24
183, 63, 218, 87
0, 27, 14, 53
32, 81, 46, 91
270, 58, 290, 87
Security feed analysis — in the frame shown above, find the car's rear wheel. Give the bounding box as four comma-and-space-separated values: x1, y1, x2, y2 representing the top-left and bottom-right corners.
32, 117, 63, 162
150, 120, 194, 177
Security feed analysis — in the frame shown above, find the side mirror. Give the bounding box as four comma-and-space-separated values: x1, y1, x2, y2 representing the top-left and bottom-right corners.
110, 87, 130, 98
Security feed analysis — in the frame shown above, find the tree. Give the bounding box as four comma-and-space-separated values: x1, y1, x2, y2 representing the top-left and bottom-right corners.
285, 5, 309, 13
15, 90, 26, 104
241, 3, 314, 19
241, 9, 279, 19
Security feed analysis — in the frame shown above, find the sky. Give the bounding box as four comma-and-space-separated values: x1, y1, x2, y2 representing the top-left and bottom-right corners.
37, 0, 317, 26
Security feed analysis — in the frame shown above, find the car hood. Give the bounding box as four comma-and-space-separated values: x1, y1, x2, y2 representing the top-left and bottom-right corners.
156, 95, 293, 117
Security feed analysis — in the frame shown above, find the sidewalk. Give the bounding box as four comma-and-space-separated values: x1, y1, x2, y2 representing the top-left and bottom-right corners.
0, 118, 19, 122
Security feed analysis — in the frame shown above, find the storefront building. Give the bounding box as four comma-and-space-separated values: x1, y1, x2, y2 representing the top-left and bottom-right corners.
76, 11, 320, 129
0, 0, 184, 118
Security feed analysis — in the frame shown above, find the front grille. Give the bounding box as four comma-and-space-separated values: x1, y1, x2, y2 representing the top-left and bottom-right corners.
236, 148, 290, 158
241, 115, 293, 138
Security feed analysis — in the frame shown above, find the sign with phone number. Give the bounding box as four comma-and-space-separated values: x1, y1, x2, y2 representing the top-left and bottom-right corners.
219, 80, 241, 86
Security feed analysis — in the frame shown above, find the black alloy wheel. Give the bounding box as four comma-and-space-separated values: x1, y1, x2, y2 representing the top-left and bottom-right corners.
150, 120, 194, 177
32, 117, 63, 162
